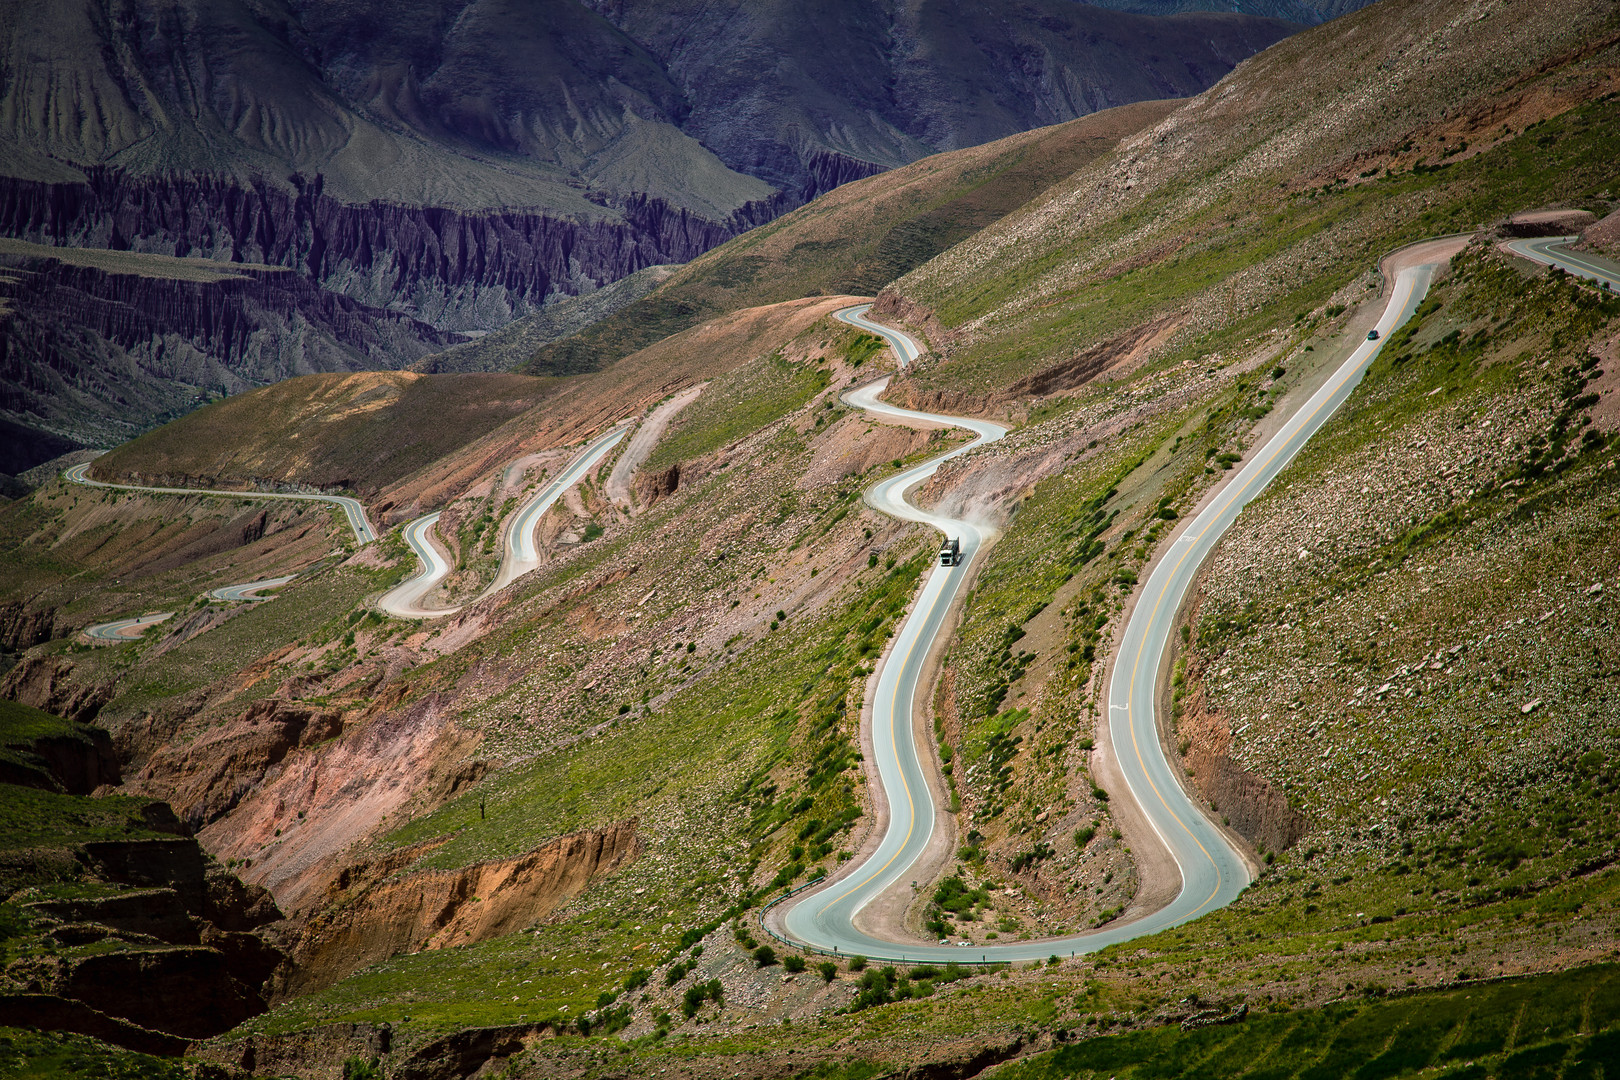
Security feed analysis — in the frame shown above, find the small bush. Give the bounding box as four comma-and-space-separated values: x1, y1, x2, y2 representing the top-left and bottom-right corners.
342, 1057, 382, 1080
848, 954, 867, 971
819, 961, 838, 983
754, 945, 778, 967
783, 954, 807, 973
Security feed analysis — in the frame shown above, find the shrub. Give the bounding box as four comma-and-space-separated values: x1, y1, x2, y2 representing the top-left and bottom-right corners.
783, 954, 807, 973
847, 954, 867, 971
342, 1057, 382, 1080
754, 945, 778, 967
819, 961, 838, 983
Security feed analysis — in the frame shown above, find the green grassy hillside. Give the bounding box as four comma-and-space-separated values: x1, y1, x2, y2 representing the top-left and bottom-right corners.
885, 0, 1620, 398
523, 100, 1176, 376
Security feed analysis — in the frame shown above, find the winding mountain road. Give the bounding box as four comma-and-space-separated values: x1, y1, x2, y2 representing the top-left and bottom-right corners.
1503, 236, 1620, 291
62, 232, 1587, 951
376, 423, 630, 618
82, 612, 175, 642
209, 575, 298, 602
780, 265, 1442, 962
64, 463, 376, 545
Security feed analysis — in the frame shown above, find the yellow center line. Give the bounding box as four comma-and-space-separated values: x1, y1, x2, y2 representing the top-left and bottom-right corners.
1120, 272, 1412, 918
799, 275, 1415, 947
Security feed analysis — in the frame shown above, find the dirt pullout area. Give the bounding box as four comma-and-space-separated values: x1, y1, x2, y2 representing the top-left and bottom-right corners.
607, 385, 704, 509
1501, 208, 1599, 237
286, 822, 639, 996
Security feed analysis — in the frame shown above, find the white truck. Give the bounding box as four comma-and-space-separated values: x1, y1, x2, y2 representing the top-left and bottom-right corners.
939, 537, 961, 567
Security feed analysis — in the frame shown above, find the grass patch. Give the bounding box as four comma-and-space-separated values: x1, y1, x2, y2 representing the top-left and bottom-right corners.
1000, 963, 1620, 1079
643, 351, 830, 471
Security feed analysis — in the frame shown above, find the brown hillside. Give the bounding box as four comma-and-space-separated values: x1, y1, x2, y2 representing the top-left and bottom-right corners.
521, 99, 1176, 376
91, 373, 551, 497
377, 295, 866, 521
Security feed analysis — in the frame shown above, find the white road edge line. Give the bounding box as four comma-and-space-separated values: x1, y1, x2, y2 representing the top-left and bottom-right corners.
776, 265, 1445, 962
375, 423, 631, 619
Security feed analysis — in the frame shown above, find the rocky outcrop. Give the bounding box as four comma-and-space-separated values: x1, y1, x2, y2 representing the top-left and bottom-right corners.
198, 1022, 393, 1080
4, 811, 289, 1051
634, 462, 681, 508
0, 601, 59, 652
0, 655, 113, 725
133, 698, 345, 830
288, 821, 641, 995
53, 948, 264, 1040
27, 888, 198, 944
393, 1023, 553, 1080
0, 702, 120, 793
1177, 677, 1307, 855
0, 172, 766, 334
0, 995, 189, 1057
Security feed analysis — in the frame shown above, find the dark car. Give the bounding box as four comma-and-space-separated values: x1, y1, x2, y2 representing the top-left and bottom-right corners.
1367, 329, 1380, 340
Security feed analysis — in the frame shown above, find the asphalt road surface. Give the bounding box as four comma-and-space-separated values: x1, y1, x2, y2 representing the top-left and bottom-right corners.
63, 463, 376, 545
209, 575, 298, 602
1503, 236, 1620, 291
779, 269, 1438, 962
376, 423, 629, 618
82, 611, 176, 642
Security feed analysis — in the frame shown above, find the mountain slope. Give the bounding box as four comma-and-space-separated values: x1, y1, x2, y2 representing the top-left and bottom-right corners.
521, 98, 1178, 375
880, 0, 1620, 396
0, 0, 1301, 468
10, 0, 1620, 1073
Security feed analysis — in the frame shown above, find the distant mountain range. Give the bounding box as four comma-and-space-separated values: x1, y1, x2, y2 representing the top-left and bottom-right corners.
0, 0, 1305, 478
1084, 0, 1375, 26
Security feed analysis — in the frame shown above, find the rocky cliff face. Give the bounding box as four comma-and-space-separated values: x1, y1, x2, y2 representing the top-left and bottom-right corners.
0, 171, 778, 334
0, 240, 456, 451
288, 822, 641, 995
1, 707, 291, 1053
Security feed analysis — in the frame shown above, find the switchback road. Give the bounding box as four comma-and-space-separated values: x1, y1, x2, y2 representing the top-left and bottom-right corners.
779, 264, 1441, 962
376, 423, 630, 618
1503, 236, 1620, 291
